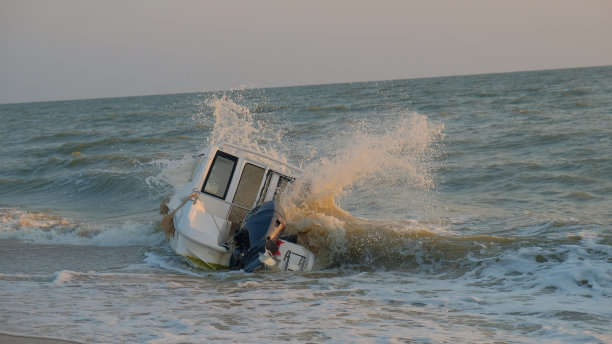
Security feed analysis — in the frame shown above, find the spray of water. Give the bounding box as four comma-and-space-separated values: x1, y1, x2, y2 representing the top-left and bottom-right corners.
279, 112, 446, 268
284, 113, 443, 207
202, 95, 287, 163
147, 95, 288, 193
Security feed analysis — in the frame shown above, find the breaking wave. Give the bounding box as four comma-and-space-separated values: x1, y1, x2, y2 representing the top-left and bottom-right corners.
277, 111, 448, 269
0, 207, 163, 247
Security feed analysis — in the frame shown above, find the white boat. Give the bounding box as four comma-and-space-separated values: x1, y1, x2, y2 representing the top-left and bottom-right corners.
161, 143, 315, 272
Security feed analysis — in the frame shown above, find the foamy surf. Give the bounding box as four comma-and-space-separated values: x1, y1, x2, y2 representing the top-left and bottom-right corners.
0, 208, 163, 247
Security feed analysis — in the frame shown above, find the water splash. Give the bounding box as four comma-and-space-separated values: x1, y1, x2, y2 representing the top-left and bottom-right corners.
279, 112, 447, 268
201, 95, 287, 161
286, 112, 443, 205
205, 95, 262, 148
148, 95, 290, 193
144, 155, 196, 192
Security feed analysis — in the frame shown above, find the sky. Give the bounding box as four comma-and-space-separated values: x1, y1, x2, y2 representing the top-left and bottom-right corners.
1, 0, 611, 104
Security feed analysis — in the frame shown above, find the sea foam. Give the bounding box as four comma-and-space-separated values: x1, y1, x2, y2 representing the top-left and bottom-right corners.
0, 207, 163, 247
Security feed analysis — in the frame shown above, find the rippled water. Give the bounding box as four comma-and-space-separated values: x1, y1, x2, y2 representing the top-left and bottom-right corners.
1, 66, 611, 343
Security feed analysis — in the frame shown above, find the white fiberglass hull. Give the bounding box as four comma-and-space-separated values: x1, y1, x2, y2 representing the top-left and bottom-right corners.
169, 232, 231, 269
169, 198, 231, 269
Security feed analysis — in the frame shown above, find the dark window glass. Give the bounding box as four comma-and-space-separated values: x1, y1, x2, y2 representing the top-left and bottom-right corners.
232, 164, 266, 208
202, 152, 238, 199
274, 176, 293, 200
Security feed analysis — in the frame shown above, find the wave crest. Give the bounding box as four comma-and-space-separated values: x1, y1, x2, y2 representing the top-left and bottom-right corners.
0, 208, 163, 247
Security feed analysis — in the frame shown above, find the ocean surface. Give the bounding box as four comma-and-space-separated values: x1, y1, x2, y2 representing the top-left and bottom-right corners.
1, 66, 611, 343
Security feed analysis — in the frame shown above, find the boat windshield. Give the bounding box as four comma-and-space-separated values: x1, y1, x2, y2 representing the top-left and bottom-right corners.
202, 151, 238, 199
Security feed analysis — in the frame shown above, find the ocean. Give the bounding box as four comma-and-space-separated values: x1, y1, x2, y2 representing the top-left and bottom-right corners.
1, 66, 611, 343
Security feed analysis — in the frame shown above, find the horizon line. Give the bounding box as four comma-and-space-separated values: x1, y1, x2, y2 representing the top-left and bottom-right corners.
2, 64, 610, 106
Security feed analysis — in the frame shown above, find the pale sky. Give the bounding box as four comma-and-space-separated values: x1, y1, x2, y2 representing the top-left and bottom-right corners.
1, 0, 611, 104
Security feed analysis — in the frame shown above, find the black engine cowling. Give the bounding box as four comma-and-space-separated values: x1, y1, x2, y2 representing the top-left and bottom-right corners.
229, 200, 286, 272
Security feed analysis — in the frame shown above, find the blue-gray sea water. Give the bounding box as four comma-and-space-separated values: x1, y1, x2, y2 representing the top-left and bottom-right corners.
1, 66, 611, 343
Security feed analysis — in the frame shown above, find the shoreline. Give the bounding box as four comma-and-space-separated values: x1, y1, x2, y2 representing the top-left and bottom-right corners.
0, 333, 80, 344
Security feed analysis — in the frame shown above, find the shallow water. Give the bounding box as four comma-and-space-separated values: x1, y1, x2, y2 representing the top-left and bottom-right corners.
1, 66, 611, 343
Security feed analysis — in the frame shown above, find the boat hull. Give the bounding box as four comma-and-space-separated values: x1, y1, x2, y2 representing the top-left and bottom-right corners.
169, 233, 230, 269
170, 197, 231, 269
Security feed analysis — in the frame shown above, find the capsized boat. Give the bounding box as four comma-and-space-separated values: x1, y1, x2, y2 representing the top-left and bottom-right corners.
161, 143, 315, 272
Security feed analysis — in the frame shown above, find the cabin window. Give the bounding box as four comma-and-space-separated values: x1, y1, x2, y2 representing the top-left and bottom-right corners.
274, 176, 293, 200
227, 163, 266, 236
257, 171, 294, 204
202, 151, 238, 199
232, 163, 266, 208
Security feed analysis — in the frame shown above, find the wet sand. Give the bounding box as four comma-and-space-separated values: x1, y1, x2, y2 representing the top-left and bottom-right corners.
0, 333, 80, 344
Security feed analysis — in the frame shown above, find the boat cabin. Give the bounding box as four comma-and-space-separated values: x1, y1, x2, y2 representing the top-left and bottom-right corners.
184, 143, 300, 237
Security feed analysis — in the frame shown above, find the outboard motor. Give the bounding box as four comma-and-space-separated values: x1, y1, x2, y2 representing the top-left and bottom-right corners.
230, 201, 287, 272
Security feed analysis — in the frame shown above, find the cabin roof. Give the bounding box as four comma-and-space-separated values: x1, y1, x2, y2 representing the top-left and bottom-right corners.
201, 143, 302, 177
